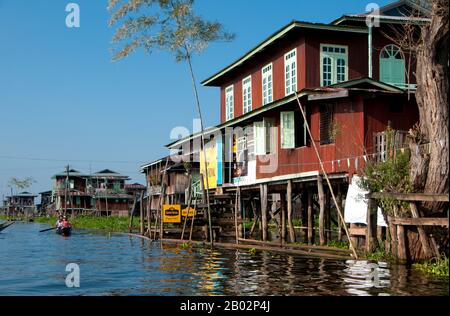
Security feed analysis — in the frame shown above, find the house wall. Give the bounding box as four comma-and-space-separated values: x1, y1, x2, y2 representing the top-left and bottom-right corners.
255, 96, 366, 179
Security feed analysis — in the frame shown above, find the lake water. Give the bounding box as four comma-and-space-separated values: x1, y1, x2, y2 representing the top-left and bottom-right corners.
0, 222, 448, 296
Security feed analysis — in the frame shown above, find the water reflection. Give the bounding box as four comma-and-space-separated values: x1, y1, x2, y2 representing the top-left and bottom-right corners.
0, 222, 447, 296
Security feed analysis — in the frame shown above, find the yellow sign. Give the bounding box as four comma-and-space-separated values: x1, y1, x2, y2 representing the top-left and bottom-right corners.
182, 207, 197, 217
163, 205, 181, 223
200, 140, 218, 189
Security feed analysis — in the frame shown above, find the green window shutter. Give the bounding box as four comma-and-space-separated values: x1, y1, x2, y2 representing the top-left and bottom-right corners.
281, 112, 295, 149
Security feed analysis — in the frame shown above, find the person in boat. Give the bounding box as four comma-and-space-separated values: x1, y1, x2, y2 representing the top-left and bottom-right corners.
55, 216, 63, 230
61, 216, 71, 230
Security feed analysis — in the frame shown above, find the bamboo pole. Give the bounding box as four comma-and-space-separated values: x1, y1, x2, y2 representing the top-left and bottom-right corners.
129, 195, 137, 233
295, 93, 358, 259
146, 192, 152, 238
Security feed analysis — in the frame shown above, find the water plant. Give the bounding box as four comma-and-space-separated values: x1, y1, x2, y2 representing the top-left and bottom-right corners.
413, 255, 449, 277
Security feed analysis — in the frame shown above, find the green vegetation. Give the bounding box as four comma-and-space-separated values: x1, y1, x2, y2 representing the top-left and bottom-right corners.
34, 216, 140, 233
360, 128, 412, 216
248, 248, 258, 255
179, 242, 192, 249
413, 255, 449, 277
362, 250, 396, 262
326, 240, 349, 249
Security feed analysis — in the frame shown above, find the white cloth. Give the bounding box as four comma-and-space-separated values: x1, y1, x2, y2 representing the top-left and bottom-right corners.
344, 176, 387, 227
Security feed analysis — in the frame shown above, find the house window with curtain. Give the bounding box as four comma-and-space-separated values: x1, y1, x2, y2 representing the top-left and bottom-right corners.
254, 118, 276, 155
281, 111, 309, 149
320, 44, 348, 86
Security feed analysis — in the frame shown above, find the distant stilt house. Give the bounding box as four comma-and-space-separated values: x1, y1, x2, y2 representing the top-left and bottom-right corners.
140, 156, 201, 213
51, 169, 93, 215
125, 183, 147, 211
37, 191, 52, 215
4, 192, 37, 218
49, 168, 138, 217
91, 169, 134, 217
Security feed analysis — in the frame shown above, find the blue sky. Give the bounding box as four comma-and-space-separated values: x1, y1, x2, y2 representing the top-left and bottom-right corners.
0, 0, 392, 199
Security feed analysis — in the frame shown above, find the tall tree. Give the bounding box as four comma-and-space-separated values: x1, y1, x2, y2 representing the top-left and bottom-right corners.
409, 0, 448, 210
7, 177, 35, 194
108, 0, 234, 244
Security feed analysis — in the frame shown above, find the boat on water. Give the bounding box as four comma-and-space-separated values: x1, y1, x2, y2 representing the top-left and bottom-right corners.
56, 226, 72, 237
0, 221, 14, 232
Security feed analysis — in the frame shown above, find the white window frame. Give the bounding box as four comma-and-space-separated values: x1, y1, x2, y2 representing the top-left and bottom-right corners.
242, 76, 252, 114
281, 111, 295, 149
320, 44, 348, 87
285, 49, 297, 96
262, 63, 273, 106
225, 85, 234, 121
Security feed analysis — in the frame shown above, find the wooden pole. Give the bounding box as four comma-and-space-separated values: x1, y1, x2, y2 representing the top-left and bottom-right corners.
307, 190, 314, 245
181, 173, 193, 241
326, 189, 332, 242
366, 197, 378, 252
336, 185, 343, 242
146, 193, 152, 238
318, 175, 326, 246
397, 224, 407, 262
295, 93, 358, 259
139, 191, 144, 236
129, 195, 137, 233
280, 191, 286, 247
260, 184, 268, 241
287, 180, 296, 243
235, 187, 240, 244
189, 198, 197, 242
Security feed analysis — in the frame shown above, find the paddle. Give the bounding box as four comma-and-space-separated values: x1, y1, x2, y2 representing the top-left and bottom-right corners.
39, 227, 57, 233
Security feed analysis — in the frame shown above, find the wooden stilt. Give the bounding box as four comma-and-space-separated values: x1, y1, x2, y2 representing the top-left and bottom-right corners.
397, 224, 407, 262
326, 189, 332, 242
307, 190, 314, 245
336, 186, 343, 242
235, 187, 240, 244
139, 191, 144, 236
147, 194, 152, 239
318, 176, 326, 246
260, 184, 268, 242
129, 196, 137, 233
300, 192, 307, 242
181, 173, 193, 241
287, 180, 296, 243
280, 191, 286, 247
366, 198, 378, 252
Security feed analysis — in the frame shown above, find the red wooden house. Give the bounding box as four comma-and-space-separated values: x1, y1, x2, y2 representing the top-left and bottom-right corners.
162, 1, 428, 243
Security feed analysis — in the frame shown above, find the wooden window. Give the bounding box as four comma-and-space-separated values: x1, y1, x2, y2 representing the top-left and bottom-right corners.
281, 112, 295, 149
254, 118, 276, 154
262, 63, 273, 105
242, 76, 252, 114
285, 49, 297, 96
380, 44, 405, 87
225, 85, 234, 121
320, 104, 334, 145
320, 44, 348, 86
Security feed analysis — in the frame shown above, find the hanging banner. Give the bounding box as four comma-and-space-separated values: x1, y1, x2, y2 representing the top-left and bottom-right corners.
200, 139, 218, 189
163, 205, 181, 223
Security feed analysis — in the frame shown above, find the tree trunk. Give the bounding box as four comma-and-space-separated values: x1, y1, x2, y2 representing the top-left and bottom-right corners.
410, 0, 449, 211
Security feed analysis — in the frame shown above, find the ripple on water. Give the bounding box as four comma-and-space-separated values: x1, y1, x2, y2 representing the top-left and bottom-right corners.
0, 222, 448, 296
